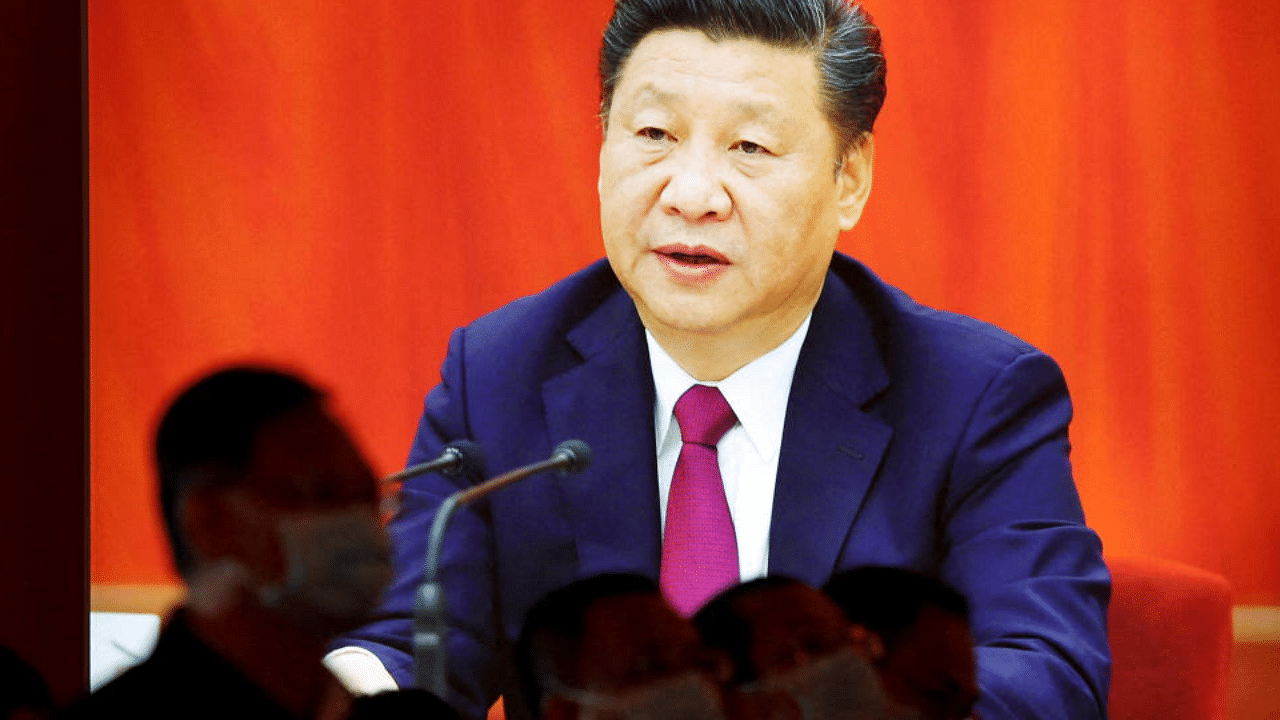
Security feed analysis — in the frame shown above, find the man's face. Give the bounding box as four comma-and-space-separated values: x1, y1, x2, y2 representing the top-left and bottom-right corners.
598, 29, 871, 358
222, 405, 384, 582
874, 606, 978, 720
185, 403, 391, 634
719, 584, 874, 720
555, 593, 726, 720
574, 593, 718, 695
730, 584, 853, 679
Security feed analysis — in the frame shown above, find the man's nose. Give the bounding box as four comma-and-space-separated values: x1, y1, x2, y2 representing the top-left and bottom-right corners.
659, 143, 732, 221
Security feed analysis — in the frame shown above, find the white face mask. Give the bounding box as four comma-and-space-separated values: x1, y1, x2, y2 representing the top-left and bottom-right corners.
558, 670, 727, 720
747, 648, 896, 720
256, 507, 393, 633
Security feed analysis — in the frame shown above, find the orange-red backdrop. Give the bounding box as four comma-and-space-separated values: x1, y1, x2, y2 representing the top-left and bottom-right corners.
89, 1, 1280, 603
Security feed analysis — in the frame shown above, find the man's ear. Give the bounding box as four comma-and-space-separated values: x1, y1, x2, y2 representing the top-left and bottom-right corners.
598, 129, 610, 199
179, 480, 237, 564
836, 133, 875, 232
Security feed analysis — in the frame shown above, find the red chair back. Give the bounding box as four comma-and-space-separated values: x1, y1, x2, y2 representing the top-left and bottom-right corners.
1107, 555, 1233, 720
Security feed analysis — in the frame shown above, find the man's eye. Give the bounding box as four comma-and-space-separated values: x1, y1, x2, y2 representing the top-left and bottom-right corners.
638, 127, 672, 142
733, 140, 768, 155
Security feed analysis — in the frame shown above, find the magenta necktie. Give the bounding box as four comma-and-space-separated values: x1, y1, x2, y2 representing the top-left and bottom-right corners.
660, 384, 740, 617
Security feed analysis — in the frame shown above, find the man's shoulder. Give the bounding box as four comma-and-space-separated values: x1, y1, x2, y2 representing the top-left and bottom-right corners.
817, 253, 1068, 412
64, 658, 158, 716
65, 612, 289, 719
828, 252, 1044, 371
64, 635, 182, 717
459, 259, 630, 354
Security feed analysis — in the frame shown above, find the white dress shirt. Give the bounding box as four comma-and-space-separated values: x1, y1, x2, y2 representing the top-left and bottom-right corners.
647, 313, 812, 582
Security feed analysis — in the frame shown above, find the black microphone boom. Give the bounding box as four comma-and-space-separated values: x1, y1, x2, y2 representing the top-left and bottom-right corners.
453, 439, 591, 505
384, 439, 486, 484
414, 439, 592, 697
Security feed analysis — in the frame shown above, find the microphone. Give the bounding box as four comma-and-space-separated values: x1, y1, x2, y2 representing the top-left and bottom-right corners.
452, 439, 591, 506
383, 440, 486, 484
414, 440, 593, 696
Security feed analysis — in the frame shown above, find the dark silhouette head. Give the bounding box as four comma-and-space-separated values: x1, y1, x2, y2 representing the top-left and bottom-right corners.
824, 566, 977, 720
155, 365, 324, 579
693, 576, 853, 684
516, 573, 723, 720
823, 566, 970, 653
694, 577, 894, 720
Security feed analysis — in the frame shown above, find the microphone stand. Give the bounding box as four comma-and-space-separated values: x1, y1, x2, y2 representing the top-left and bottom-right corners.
414, 445, 590, 698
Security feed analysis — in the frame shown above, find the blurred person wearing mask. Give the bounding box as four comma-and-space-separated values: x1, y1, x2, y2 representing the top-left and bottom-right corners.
515, 574, 729, 720
67, 367, 393, 719
693, 577, 906, 720
824, 567, 978, 720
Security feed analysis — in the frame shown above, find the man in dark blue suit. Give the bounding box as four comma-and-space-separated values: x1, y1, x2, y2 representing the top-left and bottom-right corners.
330, 1, 1111, 719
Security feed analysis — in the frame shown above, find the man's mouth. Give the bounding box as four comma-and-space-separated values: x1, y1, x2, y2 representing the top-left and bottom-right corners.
655, 245, 729, 265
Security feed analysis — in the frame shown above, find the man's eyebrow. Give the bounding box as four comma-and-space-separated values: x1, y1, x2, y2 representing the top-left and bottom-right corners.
727, 101, 796, 138
728, 98, 781, 119
642, 87, 781, 116
628, 83, 677, 106
623, 83, 791, 136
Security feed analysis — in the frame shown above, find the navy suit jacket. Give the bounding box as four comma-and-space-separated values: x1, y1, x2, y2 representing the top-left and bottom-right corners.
342, 253, 1111, 720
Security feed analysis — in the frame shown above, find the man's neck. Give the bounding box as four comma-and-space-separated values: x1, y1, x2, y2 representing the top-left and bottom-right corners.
642, 305, 815, 382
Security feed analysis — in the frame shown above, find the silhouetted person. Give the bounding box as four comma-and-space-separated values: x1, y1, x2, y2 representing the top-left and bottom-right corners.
348, 688, 462, 720
693, 577, 895, 720
515, 573, 727, 720
0, 646, 53, 720
824, 567, 978, 720
66, 367, 393, 719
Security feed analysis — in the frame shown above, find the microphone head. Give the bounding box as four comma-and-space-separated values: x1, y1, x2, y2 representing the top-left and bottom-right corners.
442, 439, 487, 480
552, 439, 592, 476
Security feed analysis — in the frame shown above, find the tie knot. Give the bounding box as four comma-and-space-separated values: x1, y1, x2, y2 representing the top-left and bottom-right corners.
674, 385, 737, 448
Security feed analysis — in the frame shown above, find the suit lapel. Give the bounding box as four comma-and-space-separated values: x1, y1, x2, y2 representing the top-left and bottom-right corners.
769, 271, 893, 585
541, 288, 663, 579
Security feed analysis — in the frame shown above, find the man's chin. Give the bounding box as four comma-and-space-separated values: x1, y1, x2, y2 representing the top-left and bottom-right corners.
638, 307, 739, 340
627, 287, 734, 333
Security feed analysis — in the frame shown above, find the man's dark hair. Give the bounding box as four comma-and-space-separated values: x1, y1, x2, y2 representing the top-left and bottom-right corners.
599, 0, 886, 154
692, 575, 810, 684
514, 573, 661, 716
154, 365, 323, 578
822, 566, 970, 652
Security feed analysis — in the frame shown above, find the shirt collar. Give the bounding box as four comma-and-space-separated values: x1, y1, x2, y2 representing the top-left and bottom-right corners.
647, 314, 812, 462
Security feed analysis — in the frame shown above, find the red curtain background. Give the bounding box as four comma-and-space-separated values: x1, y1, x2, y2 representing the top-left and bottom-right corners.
89, 1, 1280, 603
